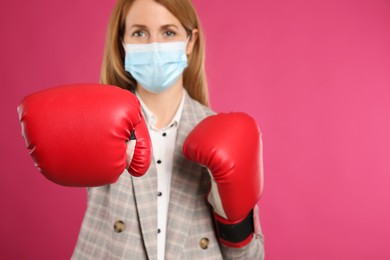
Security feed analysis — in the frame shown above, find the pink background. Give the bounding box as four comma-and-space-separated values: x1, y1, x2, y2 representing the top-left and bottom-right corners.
1, 0, 390, 259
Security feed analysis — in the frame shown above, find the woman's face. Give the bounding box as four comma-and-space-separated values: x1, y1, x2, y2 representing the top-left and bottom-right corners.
124, 0, 189, 44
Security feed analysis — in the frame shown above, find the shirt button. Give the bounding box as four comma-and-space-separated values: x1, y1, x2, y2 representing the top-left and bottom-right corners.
162, 132, 167, 137
157, 191, 162, 197
114, 220, 126, 233
157, 160, 162, 164
158, 228, 161, 234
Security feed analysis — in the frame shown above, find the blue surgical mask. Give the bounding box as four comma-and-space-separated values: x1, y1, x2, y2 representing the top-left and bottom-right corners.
124, 39, 189, 94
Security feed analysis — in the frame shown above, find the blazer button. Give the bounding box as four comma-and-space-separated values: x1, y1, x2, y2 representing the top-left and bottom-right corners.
114, 220, 126, 233
199, 238, 209, 250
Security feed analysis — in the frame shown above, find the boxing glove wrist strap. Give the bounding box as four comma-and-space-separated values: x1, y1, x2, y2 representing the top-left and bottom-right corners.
214, 210, 254, 247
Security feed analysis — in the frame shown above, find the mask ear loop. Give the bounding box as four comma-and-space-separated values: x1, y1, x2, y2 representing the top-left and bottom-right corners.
185, 32, 192, 47
120, 36, 129, 55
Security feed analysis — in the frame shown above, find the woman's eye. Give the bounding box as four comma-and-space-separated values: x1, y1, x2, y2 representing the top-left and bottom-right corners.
164, 30, 176, 37
132, 31, 146, 37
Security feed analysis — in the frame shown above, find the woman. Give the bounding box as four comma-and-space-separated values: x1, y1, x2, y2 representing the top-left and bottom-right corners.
72, 0, 264, 259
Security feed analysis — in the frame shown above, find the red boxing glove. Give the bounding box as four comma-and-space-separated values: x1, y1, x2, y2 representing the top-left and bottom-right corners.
18, 84, 152, 187
183, 112, 263, 248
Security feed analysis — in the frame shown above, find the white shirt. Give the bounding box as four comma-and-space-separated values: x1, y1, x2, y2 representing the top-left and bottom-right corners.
136, 90, 185, 260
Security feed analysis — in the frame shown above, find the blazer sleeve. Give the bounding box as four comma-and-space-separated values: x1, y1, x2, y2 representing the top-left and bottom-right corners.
219, 205, 265, 259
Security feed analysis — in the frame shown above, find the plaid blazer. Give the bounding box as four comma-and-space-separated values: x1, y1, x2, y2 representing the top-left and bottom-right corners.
72, 92, 264, 259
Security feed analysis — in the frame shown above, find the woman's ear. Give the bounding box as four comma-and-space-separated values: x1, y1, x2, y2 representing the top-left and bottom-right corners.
186, 29, 199, 55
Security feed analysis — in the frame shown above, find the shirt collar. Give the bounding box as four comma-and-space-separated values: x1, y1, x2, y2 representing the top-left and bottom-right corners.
136, 89, 186, 130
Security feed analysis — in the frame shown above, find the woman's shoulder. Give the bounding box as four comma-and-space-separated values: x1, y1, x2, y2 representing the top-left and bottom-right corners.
184, 91, 215, 119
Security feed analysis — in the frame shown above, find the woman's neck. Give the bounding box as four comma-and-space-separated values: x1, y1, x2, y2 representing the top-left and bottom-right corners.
137, 80, 184, 129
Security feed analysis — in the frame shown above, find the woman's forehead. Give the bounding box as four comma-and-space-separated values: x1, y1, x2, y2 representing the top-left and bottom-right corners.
125, 0, 182, 28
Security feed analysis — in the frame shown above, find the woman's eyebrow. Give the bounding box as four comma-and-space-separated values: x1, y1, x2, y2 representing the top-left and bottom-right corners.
129, 24, 148, 30
161, 24, 179, 30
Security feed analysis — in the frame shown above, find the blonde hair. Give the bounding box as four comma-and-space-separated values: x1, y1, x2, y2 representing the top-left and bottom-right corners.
101, 0, 209, 106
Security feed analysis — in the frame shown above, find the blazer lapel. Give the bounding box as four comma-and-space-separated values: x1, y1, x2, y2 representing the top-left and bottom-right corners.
132, 160, 158, 259
132, 91, 212, 260
164, 92, 209, 259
